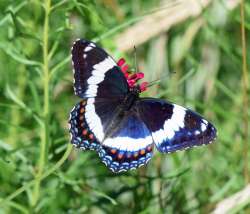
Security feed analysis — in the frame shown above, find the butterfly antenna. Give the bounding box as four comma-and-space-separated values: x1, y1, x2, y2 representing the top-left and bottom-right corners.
146, 71, 176, 88
134, 46, 138, 73
147, 78, 162, 88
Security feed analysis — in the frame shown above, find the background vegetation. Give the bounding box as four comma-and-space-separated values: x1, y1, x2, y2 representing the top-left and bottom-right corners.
0, 0, 249, 213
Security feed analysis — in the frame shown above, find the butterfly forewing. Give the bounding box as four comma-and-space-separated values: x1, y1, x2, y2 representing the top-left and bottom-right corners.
71, 39, 129, 98
71, 39, 130, 144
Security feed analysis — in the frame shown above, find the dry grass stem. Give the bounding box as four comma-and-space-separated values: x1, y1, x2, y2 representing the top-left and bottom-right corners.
116, 0, 240, 52
212, 185, 250, 214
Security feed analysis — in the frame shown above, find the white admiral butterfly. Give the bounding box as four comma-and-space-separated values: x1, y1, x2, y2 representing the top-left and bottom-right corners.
69, 39, 217, 173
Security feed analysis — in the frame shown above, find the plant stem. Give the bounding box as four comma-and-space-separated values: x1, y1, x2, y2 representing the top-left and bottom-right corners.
31, 0, 51, 206
240, 0, 249, 183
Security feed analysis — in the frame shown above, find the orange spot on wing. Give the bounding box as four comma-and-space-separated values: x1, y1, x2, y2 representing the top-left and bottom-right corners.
134, 152, 138, 158
118, 153, 124, 159
80, 108, 85, 113
126, 152, 132, 158
147, 146, 152, 152
81, 100, 86, 106
110, 149, 117, 154
140, 149, 146, 155
89, 134, 94, 140
82, 129, 88, 135
79, 115, 84, 121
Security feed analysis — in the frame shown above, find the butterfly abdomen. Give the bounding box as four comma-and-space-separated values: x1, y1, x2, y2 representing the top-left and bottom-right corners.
121, 90, 139, 111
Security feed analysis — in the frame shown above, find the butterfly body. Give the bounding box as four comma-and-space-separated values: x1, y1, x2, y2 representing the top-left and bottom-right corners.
69, 39, 217, 173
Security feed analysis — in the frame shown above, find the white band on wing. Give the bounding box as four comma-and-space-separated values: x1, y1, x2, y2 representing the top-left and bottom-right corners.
85, 98, 105, 141
152, 104, 186, 145
85, 56, 116, 97
103, 135, 152, 151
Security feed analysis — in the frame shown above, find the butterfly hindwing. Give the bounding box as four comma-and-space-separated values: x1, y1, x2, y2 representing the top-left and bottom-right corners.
69, 98, 125, 149
69, 99, 154, 173
136, 98, 217, 153
69, 99, 101, 150
71, 39, 129, 98
99, 110, 154, 173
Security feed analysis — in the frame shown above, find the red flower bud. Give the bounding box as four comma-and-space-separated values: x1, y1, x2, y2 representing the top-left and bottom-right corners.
140, 82, 148, 92
117, 58, 125, 67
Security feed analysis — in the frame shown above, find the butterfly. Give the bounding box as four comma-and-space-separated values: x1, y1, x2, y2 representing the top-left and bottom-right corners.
69, 39, 217, 173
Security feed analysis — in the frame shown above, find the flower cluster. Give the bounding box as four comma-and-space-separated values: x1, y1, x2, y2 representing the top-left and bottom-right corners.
117, 58, 148, 92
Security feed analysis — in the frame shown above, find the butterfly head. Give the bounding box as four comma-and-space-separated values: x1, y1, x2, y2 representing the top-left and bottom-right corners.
130, 85, 141, 95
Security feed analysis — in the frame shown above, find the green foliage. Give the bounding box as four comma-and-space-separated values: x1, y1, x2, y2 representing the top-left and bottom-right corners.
0, 0, 249, 213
